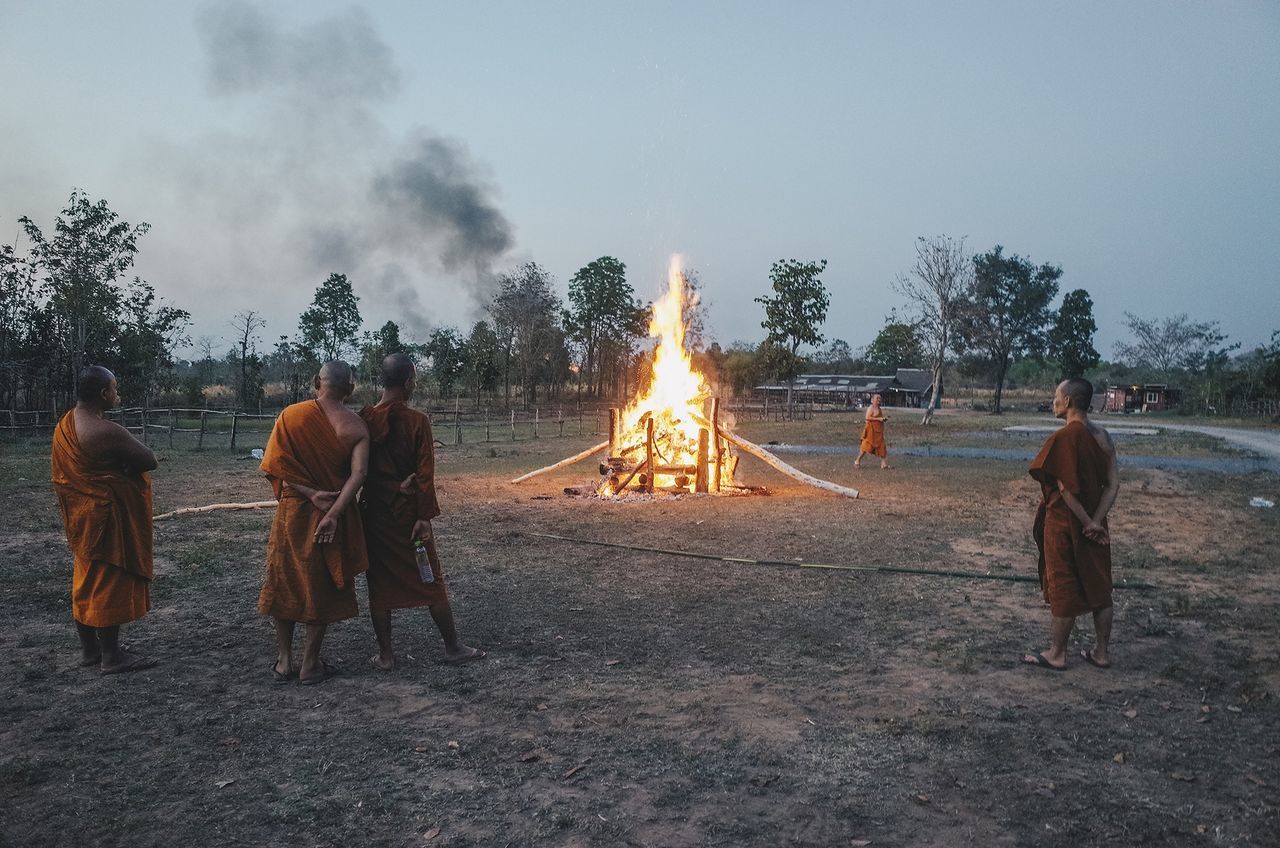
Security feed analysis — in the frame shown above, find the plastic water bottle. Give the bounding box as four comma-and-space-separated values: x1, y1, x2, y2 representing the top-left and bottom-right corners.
414, 540, 435, 583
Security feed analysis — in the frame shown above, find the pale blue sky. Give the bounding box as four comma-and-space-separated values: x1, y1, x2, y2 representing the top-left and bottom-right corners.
2, 1, 1277, 357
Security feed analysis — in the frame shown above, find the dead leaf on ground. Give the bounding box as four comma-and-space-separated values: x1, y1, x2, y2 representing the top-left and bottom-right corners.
1113, 753, 1125, 764
1123, 709, 1138, 719
423, 825, 441, 840
605, 659, 621, 666
1170, 771, 1196, 782
562, 763, 588, 779
913, 793, 930, 804
215, 779, 235, 789
536, 703, 549, 711
1245, 774, 1267, 786
520, 749, 542, 762
1226, 705, 1242, 713
1200, 705, 1212, 714
447, 741, 459, 749
850, 841, 873, 847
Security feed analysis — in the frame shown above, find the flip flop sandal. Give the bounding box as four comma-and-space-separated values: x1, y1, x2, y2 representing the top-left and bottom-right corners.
1022, 652, 1066, 672
299, 660, 338, 686
101, 656, 157, 676
1081, 649, 1112, 669
271, 663, 294, 682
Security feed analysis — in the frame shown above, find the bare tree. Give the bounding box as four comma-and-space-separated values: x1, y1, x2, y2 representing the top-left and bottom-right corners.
893, 236, 972, 424
230, 310, 267, 408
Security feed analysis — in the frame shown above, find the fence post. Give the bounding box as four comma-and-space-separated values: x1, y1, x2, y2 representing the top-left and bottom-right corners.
484, 406, 490, 442
197, 410, 206, 449
168, 409, 175, 448
558, 407, 564, 437
230, 411, 239, 450
454, 395, 462, 445
534, 408, 539, 439
510, 409, 516, 441
140, 408, 149, 445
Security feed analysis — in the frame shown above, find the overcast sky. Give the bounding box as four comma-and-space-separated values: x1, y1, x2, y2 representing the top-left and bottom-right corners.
2, 1, 1277, 359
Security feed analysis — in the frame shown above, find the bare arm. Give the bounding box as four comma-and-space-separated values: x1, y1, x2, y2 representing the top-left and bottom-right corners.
314, 432, 369, 544
101, 422, 158, 472
284, 481, 337, 512
1092, 443, 1120, 526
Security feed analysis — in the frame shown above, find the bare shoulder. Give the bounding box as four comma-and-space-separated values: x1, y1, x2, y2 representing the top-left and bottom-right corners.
75, 411, 133, 451
1087, 420, 1116, 456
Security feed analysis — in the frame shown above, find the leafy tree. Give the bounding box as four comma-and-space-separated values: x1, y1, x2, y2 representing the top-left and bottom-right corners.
489, 262, 564, 405
462, 320, 501, 406
299, 272, 362, 361
0, 243, 42, 408
755, 258, 830, 411
563, 257, 647, 398
1047, 289, 1100, 379
893, 236, 971, 424
955, 245, 1061, 414
864, 319, 923, 372
812, 338, 858, 373
269, 336, 318, 404
357, 320, 410, 385
19, 190, 151, 404
115, 281, 190, 405
425, 326, 467, 398
1114, 313, 1236, 376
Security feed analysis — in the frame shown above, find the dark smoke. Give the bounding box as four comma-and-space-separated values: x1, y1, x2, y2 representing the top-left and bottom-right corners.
171, 1, 514, 337
374, 135, 514, 277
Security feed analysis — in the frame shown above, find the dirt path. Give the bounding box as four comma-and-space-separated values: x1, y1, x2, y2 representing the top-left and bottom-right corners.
1154, 423, 1280, 464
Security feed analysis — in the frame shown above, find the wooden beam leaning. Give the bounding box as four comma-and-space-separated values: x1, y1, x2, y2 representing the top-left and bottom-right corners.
690, 411, 859, 499
509, 440, 610, 484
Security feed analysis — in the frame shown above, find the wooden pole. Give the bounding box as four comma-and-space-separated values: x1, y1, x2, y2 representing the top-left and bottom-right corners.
608, 408, 618, 456
484, 406, 490, 442
510, 409, 516, 441
140, 408, 149, 445
168, 409, 175, 448
695, 427, 709, 493
644, 417, 655, 493
711, 397, 722, 493
454, 395, 461, 445
534, 407, 539, 439
197, 410, 206, 449
230, 411, 239, 449
509, 440, 610, 483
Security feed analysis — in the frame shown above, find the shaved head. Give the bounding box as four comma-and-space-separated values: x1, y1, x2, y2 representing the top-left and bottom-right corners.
317, 360, 354, 385
381, 352, 416, 389
1059, 378, 1094, 411
77, 365, 116, 403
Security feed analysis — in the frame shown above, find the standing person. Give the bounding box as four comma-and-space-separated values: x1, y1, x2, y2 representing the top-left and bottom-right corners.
1023, 378, 1120, 671
854, 393, 891, 469
359, 353, 484, 671
258, 361, 370, 685
51, 366, 158, 674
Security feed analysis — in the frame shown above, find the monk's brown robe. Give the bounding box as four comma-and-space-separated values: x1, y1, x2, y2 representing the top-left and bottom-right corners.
859, 417, 887, 457
257, 401, 368, 624
358, 401, 448, 612
51, 412, 153, 627
1029, 419, 1112, 618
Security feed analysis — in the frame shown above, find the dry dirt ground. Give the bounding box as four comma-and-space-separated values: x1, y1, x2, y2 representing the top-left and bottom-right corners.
1, 411, 1277, 847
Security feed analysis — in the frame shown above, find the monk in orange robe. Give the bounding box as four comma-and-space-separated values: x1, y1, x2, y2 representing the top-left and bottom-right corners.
1023, 378, 1120, 671
360, 353, 484, 670
854, 393, 891, 469
51, 366, 158, 674
258, 360, 370, 685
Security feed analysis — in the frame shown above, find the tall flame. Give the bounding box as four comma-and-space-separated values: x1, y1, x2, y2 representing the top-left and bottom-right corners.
601, 256, 735, 495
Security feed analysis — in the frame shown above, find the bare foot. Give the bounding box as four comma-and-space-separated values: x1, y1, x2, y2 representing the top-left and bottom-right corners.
1021, 652, 1066, 671
272, 657, 294, 682
880, 463, 891, 470
443, 645, 487, 665
853, 461, 862, 469
370, 653, 396, 671
101, 650, 157, 675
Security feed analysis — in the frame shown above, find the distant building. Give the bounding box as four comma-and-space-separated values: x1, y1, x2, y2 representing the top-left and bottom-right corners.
1102, 383, 1181, 413
755, 368, 936, 407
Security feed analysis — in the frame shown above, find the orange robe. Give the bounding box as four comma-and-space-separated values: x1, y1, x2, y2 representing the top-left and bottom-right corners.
359, 402, 448, 612
257, 401, 368, 624
50, 412, 153, 627
859, 417, 887, 457
1029, 419, 1112, 618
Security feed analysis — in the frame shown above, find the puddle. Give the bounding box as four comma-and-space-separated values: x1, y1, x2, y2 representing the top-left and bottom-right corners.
766, 443, 1278, 473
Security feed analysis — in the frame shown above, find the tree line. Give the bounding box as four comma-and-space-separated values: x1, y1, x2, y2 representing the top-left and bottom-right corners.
3, 192, 1277, 419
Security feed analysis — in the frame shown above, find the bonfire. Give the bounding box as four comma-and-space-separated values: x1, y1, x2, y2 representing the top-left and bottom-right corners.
512, 257, 858, 499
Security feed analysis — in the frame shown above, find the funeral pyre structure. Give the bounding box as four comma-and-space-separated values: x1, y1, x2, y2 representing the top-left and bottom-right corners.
512, 257, 858, 499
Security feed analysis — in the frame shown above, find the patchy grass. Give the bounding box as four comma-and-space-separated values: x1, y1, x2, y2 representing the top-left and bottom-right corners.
1, 411, 1277, 847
